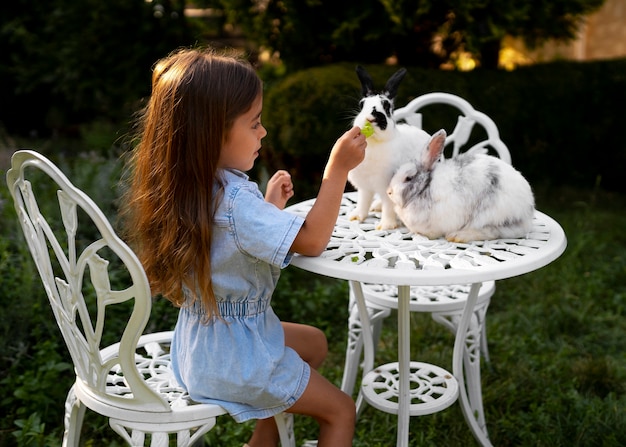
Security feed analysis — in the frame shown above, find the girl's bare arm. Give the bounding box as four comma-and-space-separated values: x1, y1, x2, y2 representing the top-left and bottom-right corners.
290, 126, 366, 256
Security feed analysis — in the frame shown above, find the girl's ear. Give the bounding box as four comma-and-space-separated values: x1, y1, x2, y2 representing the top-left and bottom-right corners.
424, 130, 447, 170
356, 65, 375, 97
383, 68, 407, 99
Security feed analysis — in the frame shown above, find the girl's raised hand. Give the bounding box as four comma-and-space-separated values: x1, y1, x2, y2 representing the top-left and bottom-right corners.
290, 127, 367, 256
265, 170, 295, 209
325, 126, 367, 177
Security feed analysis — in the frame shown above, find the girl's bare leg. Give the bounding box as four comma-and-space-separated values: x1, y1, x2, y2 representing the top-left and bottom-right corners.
282, 322, 328, 369
288, 368, 356, 446
247, 417, 280, 447
247, 323, 354, 447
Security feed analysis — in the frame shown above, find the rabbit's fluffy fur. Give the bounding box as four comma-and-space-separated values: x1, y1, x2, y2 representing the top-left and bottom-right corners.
387, 130, 535, 242
348, 66, 430, 230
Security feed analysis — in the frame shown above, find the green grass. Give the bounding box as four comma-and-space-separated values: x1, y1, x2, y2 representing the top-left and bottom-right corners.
1, 150, 625, 446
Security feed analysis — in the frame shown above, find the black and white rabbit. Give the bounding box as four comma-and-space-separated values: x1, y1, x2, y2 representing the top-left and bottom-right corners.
348, 66, 430, 230
387, 130, 535, 242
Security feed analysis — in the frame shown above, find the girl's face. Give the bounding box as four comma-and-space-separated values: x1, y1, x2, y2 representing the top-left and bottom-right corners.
218, 95, 267, 172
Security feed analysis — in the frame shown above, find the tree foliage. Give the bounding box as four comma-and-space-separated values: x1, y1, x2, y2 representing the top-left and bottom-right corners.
0, 0, 195, 136
204, 0, 605, 70
0, 0, 607, 136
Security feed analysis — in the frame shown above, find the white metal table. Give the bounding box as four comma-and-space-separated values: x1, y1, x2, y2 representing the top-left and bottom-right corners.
285, 192, 567, 447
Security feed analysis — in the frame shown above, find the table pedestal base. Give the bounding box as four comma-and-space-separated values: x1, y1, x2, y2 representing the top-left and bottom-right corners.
361, 361, 459, 416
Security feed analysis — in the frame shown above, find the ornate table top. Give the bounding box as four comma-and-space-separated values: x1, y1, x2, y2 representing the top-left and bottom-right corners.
285, 192, 567, 286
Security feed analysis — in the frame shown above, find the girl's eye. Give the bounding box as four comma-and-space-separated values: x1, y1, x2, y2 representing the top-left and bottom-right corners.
253, 121, 262, 129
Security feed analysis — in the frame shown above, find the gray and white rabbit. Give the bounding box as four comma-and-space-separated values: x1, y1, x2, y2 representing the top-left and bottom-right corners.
348, 65, 430, 230
387, 129, 535, 242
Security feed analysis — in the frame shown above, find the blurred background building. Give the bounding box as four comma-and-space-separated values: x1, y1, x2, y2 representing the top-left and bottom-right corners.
501, 0, 626, 69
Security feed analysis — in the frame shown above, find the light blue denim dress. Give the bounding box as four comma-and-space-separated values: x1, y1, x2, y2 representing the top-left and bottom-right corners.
171, 168, 308, 422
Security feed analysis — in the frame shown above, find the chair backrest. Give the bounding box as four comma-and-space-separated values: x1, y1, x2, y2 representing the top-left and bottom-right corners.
6, 150, 170, 412
394, 92, 511, 164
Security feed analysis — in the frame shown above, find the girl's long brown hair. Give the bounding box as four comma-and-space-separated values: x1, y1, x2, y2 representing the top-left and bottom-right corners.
122, 47, 262, 317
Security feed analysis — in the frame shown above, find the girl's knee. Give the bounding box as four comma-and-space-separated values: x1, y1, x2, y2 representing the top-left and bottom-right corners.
340, 391, 357, 420
326, 390, 356, 425
302, 326, 328, 368
283, 322, 328, 367
311, 327, 328, 359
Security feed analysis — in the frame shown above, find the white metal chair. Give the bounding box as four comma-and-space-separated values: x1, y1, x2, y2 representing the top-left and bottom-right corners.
6, 150, 295, 447
342, 93, 513, 440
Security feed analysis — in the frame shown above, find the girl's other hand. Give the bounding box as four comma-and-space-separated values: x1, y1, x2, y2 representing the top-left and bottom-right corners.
265, 170, 294, 209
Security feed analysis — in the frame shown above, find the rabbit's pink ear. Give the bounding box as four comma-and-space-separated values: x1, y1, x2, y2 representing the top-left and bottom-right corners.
424, 130, 447, 170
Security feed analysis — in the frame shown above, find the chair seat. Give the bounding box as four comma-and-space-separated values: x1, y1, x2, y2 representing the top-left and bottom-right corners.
361, 281, 496, 312
74, 331, 228, 425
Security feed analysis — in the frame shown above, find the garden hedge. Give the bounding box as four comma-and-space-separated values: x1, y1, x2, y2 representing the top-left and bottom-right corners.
262, 59, 626, 199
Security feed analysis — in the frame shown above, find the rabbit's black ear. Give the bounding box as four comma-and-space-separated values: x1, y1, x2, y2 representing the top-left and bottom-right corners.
356, 65, 375, 97
384, 68, 407, 99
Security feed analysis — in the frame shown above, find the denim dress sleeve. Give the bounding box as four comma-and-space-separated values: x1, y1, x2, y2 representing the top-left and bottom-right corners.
228, 182, 303, 268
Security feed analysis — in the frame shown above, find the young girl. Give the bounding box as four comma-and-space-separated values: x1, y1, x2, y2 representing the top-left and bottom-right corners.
123, 47, 366, 446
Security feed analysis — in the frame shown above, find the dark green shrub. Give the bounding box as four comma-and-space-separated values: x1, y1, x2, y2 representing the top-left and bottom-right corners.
263, 59, 626, 197
262, 64, 360, 199
1, 150, 65, 444
471, 60, 626, 192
